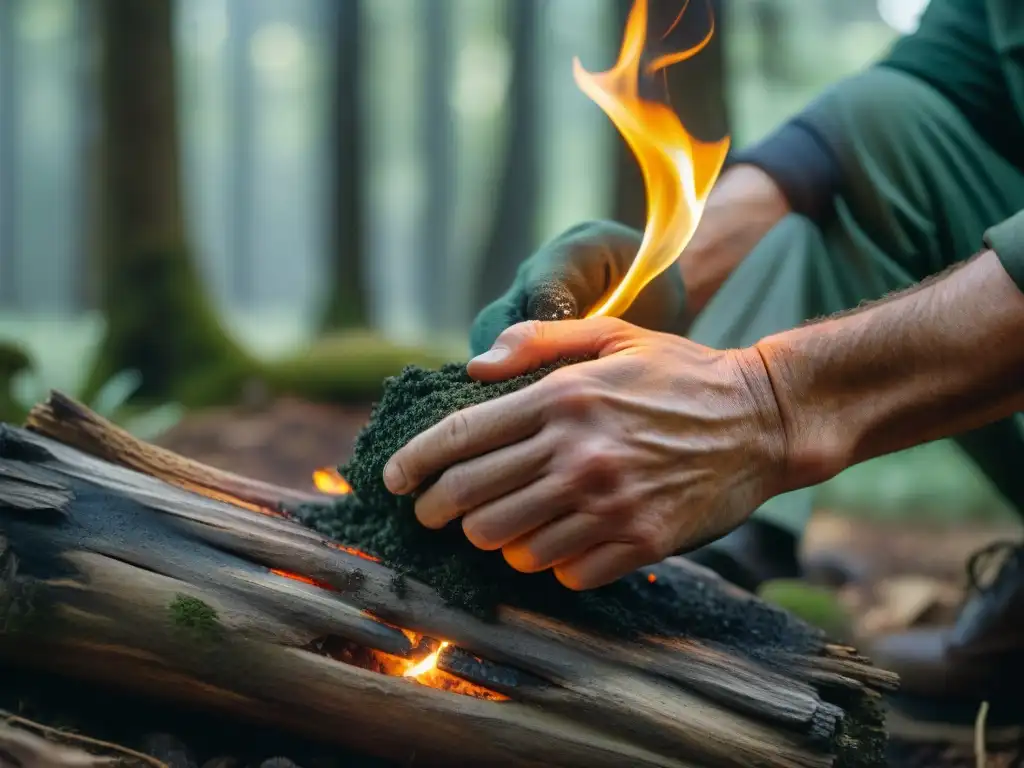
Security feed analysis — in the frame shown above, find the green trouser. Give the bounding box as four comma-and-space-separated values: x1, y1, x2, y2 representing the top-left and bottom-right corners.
688, 68, 1024, 539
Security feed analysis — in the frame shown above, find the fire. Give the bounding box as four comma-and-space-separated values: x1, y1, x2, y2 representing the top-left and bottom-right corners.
574, 0, 730, 318
647, 572, 657, 583
313, 467, 352, 495
403, 641, 449, 678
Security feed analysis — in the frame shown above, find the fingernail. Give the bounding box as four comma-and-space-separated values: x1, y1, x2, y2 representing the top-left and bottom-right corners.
471, 346, 509, 365
383, 460, 408, 494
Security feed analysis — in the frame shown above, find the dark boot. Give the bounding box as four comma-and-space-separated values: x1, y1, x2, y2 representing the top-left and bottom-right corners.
685, 520, 803, 593
869, 540, 1024, 731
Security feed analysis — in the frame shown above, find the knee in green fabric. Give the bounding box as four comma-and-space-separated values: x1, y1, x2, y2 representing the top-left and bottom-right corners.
807, 68, 1024, 275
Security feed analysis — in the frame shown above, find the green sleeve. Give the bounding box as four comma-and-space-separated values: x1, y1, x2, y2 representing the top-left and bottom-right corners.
795, 0, 1022, 169
984, 210, 1024, 292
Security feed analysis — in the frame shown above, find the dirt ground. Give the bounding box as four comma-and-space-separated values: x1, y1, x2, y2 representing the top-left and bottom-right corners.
157, 396, 1024, 765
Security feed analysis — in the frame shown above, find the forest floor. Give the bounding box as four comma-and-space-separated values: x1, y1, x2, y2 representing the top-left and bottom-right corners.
149, 398, 1022, 766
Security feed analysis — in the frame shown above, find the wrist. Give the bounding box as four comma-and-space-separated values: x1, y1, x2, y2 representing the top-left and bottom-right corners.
754, 250, 1024, 492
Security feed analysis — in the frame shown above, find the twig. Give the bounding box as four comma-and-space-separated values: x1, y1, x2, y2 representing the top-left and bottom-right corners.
0, 711, 168, 768
974, 700, 989, 768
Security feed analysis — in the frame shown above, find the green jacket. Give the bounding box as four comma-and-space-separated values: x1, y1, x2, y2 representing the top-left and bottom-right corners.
735, 0, 1024, 290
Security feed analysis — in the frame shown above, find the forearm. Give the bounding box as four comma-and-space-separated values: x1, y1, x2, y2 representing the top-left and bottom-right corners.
678, 164, 790, 316
755, 250, 1024, 490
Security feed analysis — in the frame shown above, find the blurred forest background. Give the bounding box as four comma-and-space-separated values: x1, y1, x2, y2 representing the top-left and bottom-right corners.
0, 0, 1017, 540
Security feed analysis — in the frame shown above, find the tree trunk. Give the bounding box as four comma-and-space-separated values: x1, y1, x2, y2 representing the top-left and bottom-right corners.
320, 0, 368, 331
0, 0, 18, 309
84, 0, 255, 407
472, 0, 541, 314
613, 0, 731, 230
0, 393, 896, 768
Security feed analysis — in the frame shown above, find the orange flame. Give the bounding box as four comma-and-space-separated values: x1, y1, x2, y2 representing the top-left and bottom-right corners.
404, 641, 450, 678
574, 0, 730, 318
313, 467, 352, 495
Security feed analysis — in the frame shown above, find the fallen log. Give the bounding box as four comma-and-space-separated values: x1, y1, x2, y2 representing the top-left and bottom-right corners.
0, 393, 897, 768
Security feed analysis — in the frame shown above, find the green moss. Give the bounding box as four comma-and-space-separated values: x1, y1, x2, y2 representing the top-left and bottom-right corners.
0, 342, 31, 424
758, 579, 852, 640
298, 361, 823, 648
263, 331, 457, 404
292, 360, 887, 765
168, 594, 221, 642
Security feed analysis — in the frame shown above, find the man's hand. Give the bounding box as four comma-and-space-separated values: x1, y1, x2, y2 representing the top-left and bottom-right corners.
384, 318, 788, 590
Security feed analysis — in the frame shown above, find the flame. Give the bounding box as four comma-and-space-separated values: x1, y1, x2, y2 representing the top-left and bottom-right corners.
404, 641, 449, 678
647, 572, 657, 583
574, 0, 730, 318
313, 467, 352, 495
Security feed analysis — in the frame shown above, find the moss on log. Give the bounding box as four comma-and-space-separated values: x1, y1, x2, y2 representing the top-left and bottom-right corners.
296, 361, 890, 768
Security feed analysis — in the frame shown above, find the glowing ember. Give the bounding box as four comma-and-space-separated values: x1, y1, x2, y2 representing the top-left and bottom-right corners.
647, 572, 657, 583
404, 641, 449, 678
269, 568, 337, 591
313, 467, 352, 495
325, 540, 381, 563
574, 0, 730, 319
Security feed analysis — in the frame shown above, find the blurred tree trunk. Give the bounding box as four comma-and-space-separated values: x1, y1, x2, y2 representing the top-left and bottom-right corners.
320, 0, 368, 331
422, 0, 455, 331
228, 0, 254, 311
754, 0, 787, 82
85, 0, 254, 406
613, 0, 731, 230
472, 0, 540, 314
0, 0, 17, 309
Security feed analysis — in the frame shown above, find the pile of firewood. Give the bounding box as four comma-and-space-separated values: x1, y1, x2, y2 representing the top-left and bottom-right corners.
0, 392, 897, 768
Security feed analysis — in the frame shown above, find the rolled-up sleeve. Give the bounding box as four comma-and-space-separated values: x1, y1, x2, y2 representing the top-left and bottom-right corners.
983, 210, 1024, 292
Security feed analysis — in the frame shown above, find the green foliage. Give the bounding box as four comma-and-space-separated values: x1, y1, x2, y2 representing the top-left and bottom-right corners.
5, 346, 185, 440
758, 579, 852, 641
262, 330, 458, 404
168, 594, 221, 642
0, 341, 32, 423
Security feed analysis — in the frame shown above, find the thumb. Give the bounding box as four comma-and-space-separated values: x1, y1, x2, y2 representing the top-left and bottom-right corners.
468, 317, 634, 382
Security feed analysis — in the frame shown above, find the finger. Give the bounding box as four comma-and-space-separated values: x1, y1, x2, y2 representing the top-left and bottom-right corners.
501, 512, 607, 574
384, 386, 545, 495
460, 474, 575, 552
554, 541, 651, 591
469, 294, 524, 357
413, 434, 554, 529
467, 317, 636, 382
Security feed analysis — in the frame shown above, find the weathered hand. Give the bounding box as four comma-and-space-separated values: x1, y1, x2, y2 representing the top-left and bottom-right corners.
384, 318, 789, 590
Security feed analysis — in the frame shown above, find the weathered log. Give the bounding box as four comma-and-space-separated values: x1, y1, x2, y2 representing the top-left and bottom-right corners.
0, 394, 897, 768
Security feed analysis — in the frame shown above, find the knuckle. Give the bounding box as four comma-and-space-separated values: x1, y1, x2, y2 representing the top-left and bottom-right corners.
565, 441, 621, 493
442, 410, 470, 449
542, 374, 600, 420
497, 319, 544, 348
439, 466, 474, 511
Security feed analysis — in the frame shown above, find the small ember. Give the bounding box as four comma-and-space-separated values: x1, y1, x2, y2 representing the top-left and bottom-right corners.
313, 466, 352, 495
